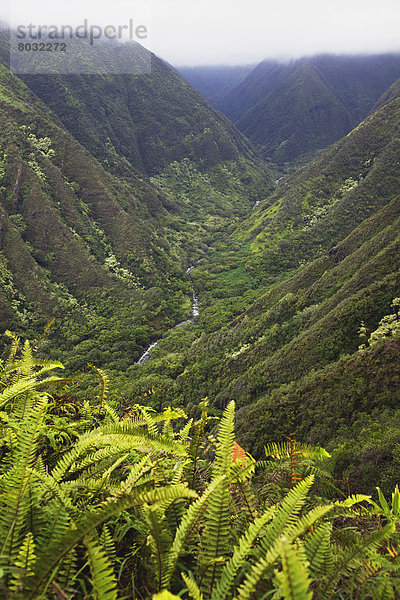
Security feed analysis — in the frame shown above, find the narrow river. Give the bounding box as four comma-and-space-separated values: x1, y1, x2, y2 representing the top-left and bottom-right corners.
137, 267, 199, 365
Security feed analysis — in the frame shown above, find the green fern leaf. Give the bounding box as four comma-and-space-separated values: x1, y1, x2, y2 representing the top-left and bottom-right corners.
303, 522, 333, 577
29, 485, 197, 597
280, 538, 313, 600
153, 591, 181, 600
199, 401, 235, 596
213, 504, 276, 600
163, 475, 226, 589
84, 535, 117, 600
9, 532, 36, 591
182, 572, 204, 600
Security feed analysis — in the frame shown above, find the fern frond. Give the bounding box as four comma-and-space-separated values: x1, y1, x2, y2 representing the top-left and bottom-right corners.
29, 469, 77, 517
53, 548, 77, 592
9, 532, 36, 592
4, 330, 20, 365
264, 441, 330, 461
257, 476, 315, 556
335, 494, 372, 508
84, 535, 117, 600
182, 572, 204, 600
236, 477, 319, 600
89, 365, 110, 407
0, 396, 47, 563
20, 340, 34, 377
152, 407, 188, 423
185, 399, 209, 489
0, 378, 42, 409
51, 423, 186, 484
178, 419, 193, 442
153, 591, 181, 600
199, 401, 235, 596
303, 522, 333, 578
98, 428, 189, 456
317, 524, 395, 600
99, 526, 116, 565
109, 455, 153, 500
213, 505, 276, 600
212, 401, 235, 478
278, 504, 333, 547
143, 503, 174, 592
32, 361, 65, 378
163, 475, 226, 589
103, 402, 120, 423
29, 485, 197, 597
279, 539, 313, 600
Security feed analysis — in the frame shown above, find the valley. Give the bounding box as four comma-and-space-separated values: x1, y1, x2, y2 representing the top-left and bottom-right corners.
0, 23, 400, 598
137, 266, 200, 364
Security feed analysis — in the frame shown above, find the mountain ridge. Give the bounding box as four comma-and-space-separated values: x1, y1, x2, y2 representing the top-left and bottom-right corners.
211, 53, 400, 166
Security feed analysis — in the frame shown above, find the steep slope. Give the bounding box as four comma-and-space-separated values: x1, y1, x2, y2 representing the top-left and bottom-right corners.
0, 62, 194, 367
7, 35, 274, 229
373, 75, 400, 111
14, 44, 260, 179
0, 37, 274, 370
221, 54, 400, 166
219, 59, 299, 121
238, 61, 352, 165
130, 96, 400, 489
177, 65, 254, 107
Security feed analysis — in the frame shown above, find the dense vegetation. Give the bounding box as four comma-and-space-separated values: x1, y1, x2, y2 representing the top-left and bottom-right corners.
2, 337, 400, 600
126, 94, 400, 496
0, 29, 400, 597
0, 37, 272, 374
214, 54, 400, 167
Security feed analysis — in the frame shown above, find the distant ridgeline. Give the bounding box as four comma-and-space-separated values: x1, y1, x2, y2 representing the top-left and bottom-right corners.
179, 54, 400, 167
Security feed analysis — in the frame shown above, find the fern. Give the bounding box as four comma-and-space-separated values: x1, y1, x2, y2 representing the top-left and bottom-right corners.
153, 591, 181, 600
303, 522, 333, 578
316, 524, 395, 600
264, 441, 330, 461
0, 396, 47, 566
9, 532, 37, 592
236, 477, 329, 600
185, 399, 209, 489
198, 401, 235, 596
213, 505, 276, 600
1, 335, 399, 600
256, 476, 315, 557
84, 535, 118, 600
182, 572, 204, 600
4, 330, 20, 364
28, 485, 197, 597
279, 538, 313, 600
163, 475, 226, 589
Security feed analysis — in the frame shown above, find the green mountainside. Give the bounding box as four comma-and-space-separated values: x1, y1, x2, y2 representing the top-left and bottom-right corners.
238, 61, 352, 166
0, 50, 273, 372
132, 93, 400, 492
374, 75, 400, 111
1, 26, 400, 599
0, 30, 400, 499
219, 54, 400, 166
0, 62, 186, 363
18, 49, 258, 177
219, 59, 298, 121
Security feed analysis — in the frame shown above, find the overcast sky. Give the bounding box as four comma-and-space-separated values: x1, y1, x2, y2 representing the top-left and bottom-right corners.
3, 0, 400, 66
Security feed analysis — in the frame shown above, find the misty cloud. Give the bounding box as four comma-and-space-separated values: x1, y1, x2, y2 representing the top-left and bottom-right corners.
3, 0, 400, 65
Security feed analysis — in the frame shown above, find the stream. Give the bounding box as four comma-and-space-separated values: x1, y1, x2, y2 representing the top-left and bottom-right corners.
137, 268, 199, 365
